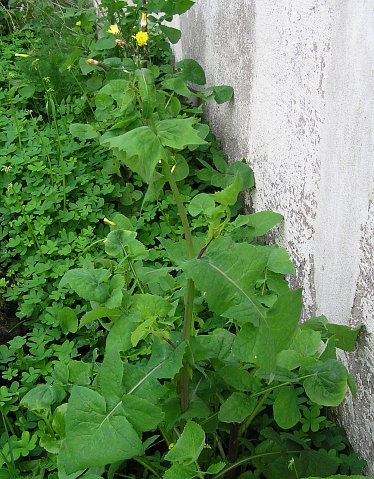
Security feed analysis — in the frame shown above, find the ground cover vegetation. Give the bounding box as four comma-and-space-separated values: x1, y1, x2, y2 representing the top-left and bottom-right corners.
0, 1, 370, 478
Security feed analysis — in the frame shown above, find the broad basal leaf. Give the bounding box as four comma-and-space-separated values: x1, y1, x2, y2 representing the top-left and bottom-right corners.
190, 329, 236, 361
105, 126, 165, 183
98, 349, 124, 409
232, 289, 302, 371
122, 395, 164, 433
147, 339, 186, 379
98, 79, 130, 103
182, 240, 268, 326
105, 119, 205, 182
62, 386, 143, 473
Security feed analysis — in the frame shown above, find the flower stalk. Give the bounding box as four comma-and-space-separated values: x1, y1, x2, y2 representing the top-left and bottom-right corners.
162, 157, 194, 411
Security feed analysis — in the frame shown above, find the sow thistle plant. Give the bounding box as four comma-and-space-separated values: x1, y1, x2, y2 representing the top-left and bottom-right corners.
0, 1, 369, 479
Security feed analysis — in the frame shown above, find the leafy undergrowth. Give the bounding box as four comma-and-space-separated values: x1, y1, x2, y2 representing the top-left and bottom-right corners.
0, 1, 370, 479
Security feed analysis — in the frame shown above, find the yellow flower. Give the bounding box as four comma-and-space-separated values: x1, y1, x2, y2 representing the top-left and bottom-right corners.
107, 24, 120, 36
75, 20, 81, 26
140, 12, 147, 28
133, 31, 148, 47
14, 53, 30, 58
103, 217, 116, 226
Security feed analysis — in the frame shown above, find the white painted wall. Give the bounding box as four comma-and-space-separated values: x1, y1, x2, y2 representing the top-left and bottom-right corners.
173, 0, 374, 472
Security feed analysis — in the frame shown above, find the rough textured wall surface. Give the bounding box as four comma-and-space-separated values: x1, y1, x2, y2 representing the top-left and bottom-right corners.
173, 0, 374, 471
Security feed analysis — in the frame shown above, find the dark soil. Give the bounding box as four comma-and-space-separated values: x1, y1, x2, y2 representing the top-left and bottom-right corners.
0, 301, 24, 343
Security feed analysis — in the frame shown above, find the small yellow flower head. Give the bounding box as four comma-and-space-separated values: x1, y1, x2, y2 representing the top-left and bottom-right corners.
75, 20, 81, 26
115, 38, 125, 46
103, 217, 116, 226
140, 12, 147, 28
107, 24, 121, 36
168, 443, 175, 450
14, 53, 30, 58
133, 31, 148, 47
86, 58, 99, 65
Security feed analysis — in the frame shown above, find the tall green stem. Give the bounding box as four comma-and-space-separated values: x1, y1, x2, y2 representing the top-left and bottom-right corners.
162, 158, 194, 411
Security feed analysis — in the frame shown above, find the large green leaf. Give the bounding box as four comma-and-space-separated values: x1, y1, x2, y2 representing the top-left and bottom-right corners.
162, 0, 195, 14
212, 174, 241, 206
232, 289, 302, 371
135, 68, 156, 119
218, 392, 257, 423
105, 229, 146, 259
105, 312, 140, 354
326, 323, 362, 352
261, 289, 302, 353
165, 421, 205, 465
206, 85, 234, 104
62, 387, 142, 473
182, 240, 268, 326
147, 340, 186, 379
229, 211, 283, 240
130, 293, 172, 346
160, 25, 182, 44
80, 307, 121, 329
218, 365, 254, 392
105, 126, 165, 183
106, 119, 206, 182
98, 350, 124, 409
176, 59, 206, 85
163, 464, 197, 479
291, 329, 321, 357
147, 0, 194, 14
188, 193, 216, 217
60, 268, 111, 303
122, 362, 167, 403
21, 384, 65, 411
122, 395, 164, 433
190, 329, 236, 362
155, 118, 207, 149
162, 77, 192, 97
273, 386, 301, 429
265, 246, 296, 275
99, 79, 130, 103
302, 360, 348, 406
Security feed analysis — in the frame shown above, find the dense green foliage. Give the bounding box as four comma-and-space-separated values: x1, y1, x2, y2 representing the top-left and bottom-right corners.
0, 1, 369, 479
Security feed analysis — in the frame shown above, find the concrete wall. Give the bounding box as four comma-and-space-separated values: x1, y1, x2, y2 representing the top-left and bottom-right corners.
173, 0, 374, 472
